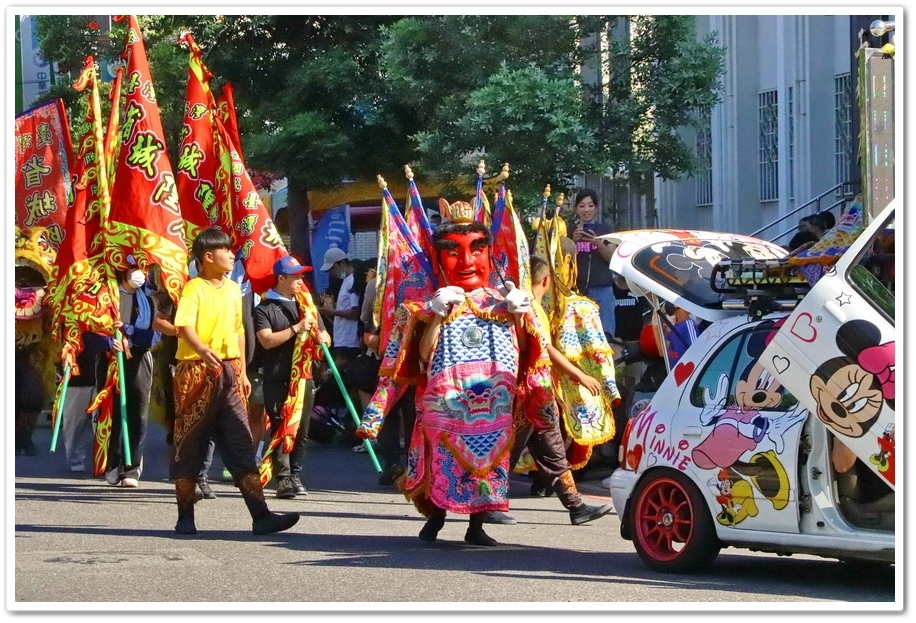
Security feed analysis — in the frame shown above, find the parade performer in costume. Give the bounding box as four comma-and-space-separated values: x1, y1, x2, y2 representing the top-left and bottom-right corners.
506, 255, 616, 525
14, 226, 59, 456
357, 163, 556, 547
527, 190, 621, 472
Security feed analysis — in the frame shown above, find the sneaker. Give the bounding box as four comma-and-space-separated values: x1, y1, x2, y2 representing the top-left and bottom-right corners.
120, 478, 140, 488
601, 475, 614, 489
70, 461, 86, 473
275, 477, 297, 500
105, 469, 122, 486
480, 511, 517, 525
569, 502, 614, 526
290, 474, 307, 495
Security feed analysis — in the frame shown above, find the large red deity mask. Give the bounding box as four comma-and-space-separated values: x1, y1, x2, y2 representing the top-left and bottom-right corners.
438, 231, 491, 291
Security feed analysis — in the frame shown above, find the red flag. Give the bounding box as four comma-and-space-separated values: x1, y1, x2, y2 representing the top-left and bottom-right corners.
175, 32, 231, 247
14, 99, 74, 249
45, 58, 121, 477
175, 32, 285, 295
47, 58, 119, 360
215, 82, 243, 161
489, 183, 530, 292
103, 66, 123, 186
374, 178, 436, 359
108, 15, 188, 306
216, 118, 287, 295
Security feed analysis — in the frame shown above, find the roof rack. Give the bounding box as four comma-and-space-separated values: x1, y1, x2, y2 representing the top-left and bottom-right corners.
711, 258, 811, 320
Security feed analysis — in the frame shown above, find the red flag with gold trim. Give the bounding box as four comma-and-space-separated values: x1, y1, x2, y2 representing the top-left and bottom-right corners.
103, 66, 123, 186
175, 32, 285, 295
216, 117, 287, 295
107, 15, 188, 306
45, 57, 121, 477
174, 32, 231, 248
14, 98, 74, 249
215, 82, 243, 161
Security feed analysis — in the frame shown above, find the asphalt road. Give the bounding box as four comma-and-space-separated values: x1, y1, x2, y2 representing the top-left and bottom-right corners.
12, 419, 898, 612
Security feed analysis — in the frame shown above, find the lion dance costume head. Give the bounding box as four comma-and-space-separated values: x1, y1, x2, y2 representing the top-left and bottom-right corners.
15, 225, 59, 454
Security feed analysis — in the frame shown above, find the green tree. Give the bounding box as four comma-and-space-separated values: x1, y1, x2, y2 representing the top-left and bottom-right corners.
581, 15, 726, 224
380, 15, 594, 213
382, 15, 724, 223
35, 14, 724, 251
37, 15, 414, 262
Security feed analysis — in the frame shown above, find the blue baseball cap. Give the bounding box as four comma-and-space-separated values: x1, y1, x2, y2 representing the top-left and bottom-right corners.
273, 255, 312, 277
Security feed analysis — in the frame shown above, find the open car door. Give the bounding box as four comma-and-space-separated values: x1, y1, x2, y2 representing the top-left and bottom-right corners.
761, 201, 896, 489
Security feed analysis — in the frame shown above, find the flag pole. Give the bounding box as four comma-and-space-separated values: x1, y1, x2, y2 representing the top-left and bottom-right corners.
113, 329, 132, 466
49, 365, 71, 452
318, 342, 381, 473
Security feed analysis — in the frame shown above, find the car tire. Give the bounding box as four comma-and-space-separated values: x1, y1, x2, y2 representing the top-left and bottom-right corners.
630, 468, 721, 572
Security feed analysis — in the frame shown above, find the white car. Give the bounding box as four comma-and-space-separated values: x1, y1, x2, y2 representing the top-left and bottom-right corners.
602, 202, 896, 572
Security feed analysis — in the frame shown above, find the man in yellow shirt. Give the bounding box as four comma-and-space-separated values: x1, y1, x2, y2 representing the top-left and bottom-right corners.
170, 227, 299, 536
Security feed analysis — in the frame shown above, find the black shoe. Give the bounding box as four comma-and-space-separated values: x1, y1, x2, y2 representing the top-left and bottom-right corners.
252, 512, 299, 535
290, 474, 307, 495
569, 502, 614, 526
464, 526, 498, 547
275, 477, 297, 500
378, 464, 405, 486
481, 511, 516, 525
175, 515, 197, 535
418, 512, 446, 543
197, 478, 217, 500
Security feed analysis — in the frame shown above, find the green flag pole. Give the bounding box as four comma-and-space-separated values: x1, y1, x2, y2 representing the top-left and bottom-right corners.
49, 364, 71, 452
318, 341, 382, 473
114, 329, 131, 466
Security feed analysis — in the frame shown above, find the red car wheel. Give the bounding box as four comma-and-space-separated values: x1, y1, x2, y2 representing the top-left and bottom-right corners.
630, 470, 720, 572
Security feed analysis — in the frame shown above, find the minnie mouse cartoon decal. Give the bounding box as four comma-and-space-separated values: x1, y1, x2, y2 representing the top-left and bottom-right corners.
809, 318, 894, 438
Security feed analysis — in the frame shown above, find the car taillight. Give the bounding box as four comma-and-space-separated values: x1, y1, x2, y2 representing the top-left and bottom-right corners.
619, 417, 636, 469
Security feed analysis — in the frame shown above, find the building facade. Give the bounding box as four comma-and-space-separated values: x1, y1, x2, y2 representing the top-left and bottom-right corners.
587, 14, 895, 245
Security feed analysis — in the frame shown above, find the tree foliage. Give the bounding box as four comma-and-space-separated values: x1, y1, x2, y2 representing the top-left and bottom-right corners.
33, 13, 725, 237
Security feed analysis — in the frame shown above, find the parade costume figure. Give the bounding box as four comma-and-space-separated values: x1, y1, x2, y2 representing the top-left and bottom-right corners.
14, 226, 59, 456
528, 191, 621, 471
358, 165, 555, 546
503, 255, 615, 526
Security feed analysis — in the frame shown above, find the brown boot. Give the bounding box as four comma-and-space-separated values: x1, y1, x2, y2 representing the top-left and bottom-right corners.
237, 472, 299, 535
174, 478, 198, 535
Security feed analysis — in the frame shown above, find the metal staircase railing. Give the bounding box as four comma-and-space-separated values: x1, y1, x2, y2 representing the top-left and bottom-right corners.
750, 181, 860, 245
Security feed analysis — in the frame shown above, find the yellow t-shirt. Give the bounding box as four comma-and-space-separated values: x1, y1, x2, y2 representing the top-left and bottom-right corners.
174, 276, 243, 361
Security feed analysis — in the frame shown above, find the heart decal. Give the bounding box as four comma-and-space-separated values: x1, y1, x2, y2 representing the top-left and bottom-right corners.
771, 355, 790, 374
674, 361, 695, 386
646, 454, 658, 467
626, 444, 643, 470
789, 312, 817, 343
